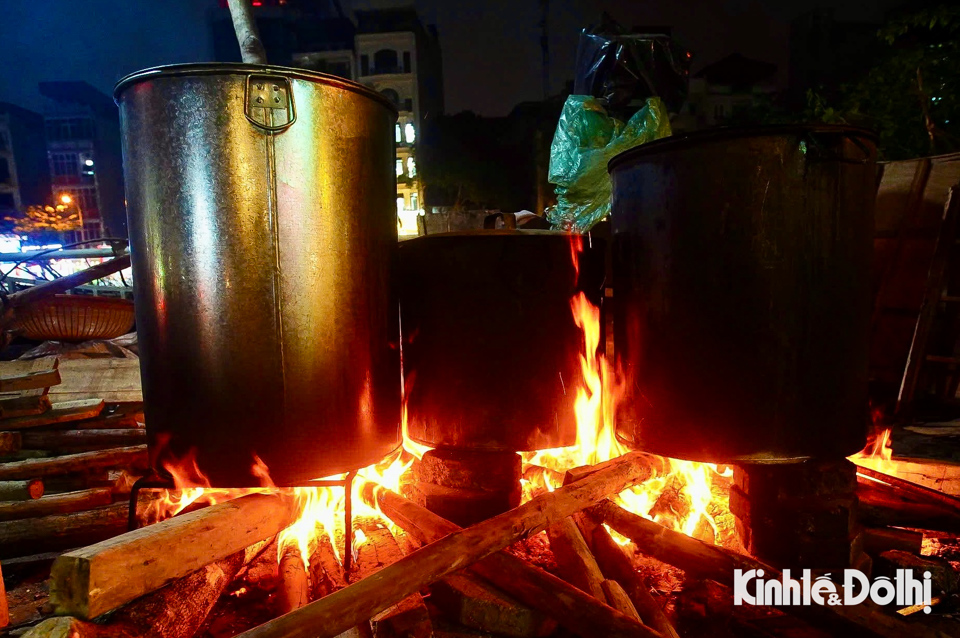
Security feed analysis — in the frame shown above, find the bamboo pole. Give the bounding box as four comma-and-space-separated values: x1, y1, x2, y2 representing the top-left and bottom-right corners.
236, 451, 656, 638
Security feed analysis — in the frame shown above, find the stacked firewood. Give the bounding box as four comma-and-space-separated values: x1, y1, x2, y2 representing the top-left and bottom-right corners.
1, 449, 958, 638
0, 356, 148, 631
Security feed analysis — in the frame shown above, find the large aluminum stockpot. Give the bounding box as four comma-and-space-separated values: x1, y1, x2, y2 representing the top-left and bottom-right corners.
609, 126, 877, 463
115, 64, 400, 486
399, 230, 605, 451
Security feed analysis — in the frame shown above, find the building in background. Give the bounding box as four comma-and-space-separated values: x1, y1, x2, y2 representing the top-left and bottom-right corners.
39, 82, 125, 241
212, 2, 443, 237
676, 52, 777, 130
0, 103, 50, 222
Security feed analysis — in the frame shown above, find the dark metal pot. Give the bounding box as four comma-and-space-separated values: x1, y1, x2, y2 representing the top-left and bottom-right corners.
115, 64, 400, 486
609, 125, 877, 463
400, 230, 604, 451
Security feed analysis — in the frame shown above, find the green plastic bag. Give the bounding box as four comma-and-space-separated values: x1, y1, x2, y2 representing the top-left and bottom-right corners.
546, 95, 671, 231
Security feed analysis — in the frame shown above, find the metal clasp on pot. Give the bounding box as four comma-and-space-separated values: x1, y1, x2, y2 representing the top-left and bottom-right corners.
244, 74, 297, 132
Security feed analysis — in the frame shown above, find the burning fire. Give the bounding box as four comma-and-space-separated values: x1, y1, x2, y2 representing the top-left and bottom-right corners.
146, 231, 737, 582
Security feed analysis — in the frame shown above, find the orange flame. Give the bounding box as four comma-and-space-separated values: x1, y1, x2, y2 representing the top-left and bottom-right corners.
521, 234, 733, 546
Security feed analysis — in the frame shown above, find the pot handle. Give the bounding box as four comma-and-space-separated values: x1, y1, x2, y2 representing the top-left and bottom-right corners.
244, 75, 297, 132
802, 131, 872, 165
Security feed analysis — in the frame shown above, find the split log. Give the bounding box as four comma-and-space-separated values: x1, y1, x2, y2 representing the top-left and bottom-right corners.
0, 479, 43, 501
859, 482, 960, 533
546, 516, 606, 600
278, 542, 310, 615
308, 527, 347, 601
50, 492, 298, 619
0, 431, 21, 454
0, 445, 146, 480
235, 450, 657, 638
23, 552, 246, 638
575, 514, 680, 638
593, 499, 952, 638
0, 367, 61, 394
372, 483, 661, 638
858, 465, 960, 512
863, 526, 924, 556
0, 488, 112, 522
0, 502, 128, 559
0, 399, 104, 431
20, 429, 145, 452
429, 573, 556, 638
601, 580, 641, 622
353, 519, 432, 638
0, 394, 51, 418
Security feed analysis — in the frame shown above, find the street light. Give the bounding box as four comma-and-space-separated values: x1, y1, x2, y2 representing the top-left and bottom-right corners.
60, 194, 72, 205
57, 193, 84, 239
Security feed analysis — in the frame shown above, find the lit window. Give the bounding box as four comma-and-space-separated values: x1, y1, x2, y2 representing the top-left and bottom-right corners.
395, 124, 401, 143
396, 196, 404, 212
396, 159, 403, 176
404, 123, 415, 144
411, 193, 419, 210
407, 157, 416, 177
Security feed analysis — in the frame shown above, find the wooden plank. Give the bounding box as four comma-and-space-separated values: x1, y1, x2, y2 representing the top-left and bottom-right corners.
0, 488, 113, 522
47, 359, 141, 404
50, 492, 299, 619
0, 479, 43, 501
898, 186, 960, 416
0, 368, 61, 394
21, 428, 146, 452
0, 399, 105, 431
0, 395, 51, 418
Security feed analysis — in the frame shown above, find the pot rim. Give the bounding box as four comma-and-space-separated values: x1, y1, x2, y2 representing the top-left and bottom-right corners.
608, 123, 878, 173
114, 62, 397, 113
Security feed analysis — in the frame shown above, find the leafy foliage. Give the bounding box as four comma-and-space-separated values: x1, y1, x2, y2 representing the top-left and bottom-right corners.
809, 4, 960, 160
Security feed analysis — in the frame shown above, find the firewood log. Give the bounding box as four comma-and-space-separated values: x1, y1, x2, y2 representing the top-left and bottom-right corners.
353, 519, 432, 638
0, 367, 61, 394
234, 450, 657, 638
546, 516, 606, 600
0, 399, 104, 431
593, 499, 953, 638
0, 445, 147, 480
0, 488, 113, 522
23, 552, 246, 638
859, 481, 960, 533
50, 492, 299, 619
575, 514, 680, 638
308, 527, 346, 601
0, 478, 43, 501
863, 526, 924, 556
0, 560, 8, 629
0, 502, 128, 559
277, 542, 310, 615
0, 431, 21, 455
20, 429, 146, 453
601, 580, 641, 622
372, 484, 661, 638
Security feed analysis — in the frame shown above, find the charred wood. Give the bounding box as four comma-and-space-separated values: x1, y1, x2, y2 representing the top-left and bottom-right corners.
234, 451, 656, 638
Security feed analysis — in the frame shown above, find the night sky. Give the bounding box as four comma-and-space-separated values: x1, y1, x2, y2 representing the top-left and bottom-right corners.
1, 0, 906, 117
